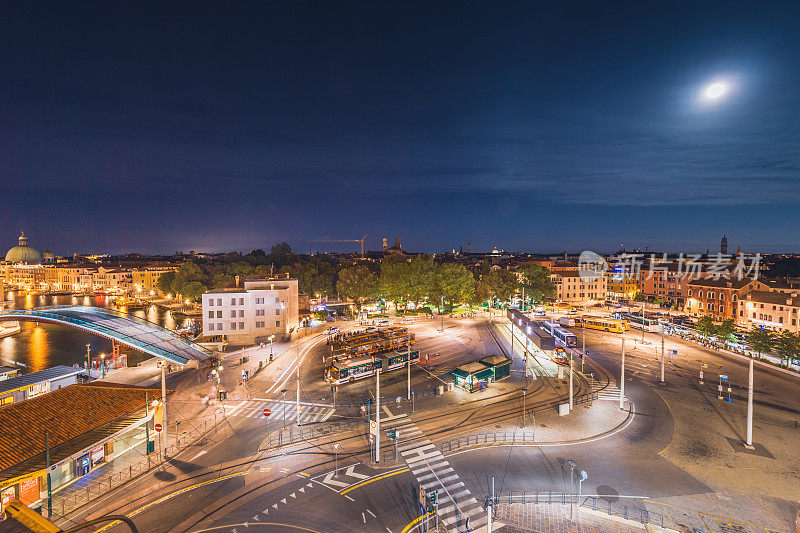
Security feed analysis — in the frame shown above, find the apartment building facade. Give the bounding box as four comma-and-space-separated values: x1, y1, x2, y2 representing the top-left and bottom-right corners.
737, 290, 800, 332
684, 278, 769, 322
201, 278, 300, 344
550, 270, 606, 305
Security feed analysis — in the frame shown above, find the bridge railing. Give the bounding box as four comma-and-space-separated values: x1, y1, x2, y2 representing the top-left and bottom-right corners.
31, 305, 214, 355
0, 309, 195, 363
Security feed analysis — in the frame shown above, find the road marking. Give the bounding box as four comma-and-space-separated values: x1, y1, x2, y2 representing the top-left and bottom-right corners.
344, 465, 370, 480
382, 405, 394, 417
367, 509, 376, 518
95, 472, 247, 531
649, 386, 673, 455
340, 468, 410, 495
193, 524, 323, 533
344, 494, 355, 502
400, 512, 434, 533
322, 471, 349, 488
190, 450, 207, 461
362, 512, 366, 523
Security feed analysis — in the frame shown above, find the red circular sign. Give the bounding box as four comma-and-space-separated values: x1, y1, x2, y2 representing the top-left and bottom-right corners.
263, 407, 271, 417
154, 423, 163, 432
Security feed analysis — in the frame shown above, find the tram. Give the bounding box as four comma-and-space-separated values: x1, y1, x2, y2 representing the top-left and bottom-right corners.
325, 349, 420, 386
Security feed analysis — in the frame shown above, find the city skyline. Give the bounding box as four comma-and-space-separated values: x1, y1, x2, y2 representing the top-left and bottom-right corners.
2, 3, 799, 254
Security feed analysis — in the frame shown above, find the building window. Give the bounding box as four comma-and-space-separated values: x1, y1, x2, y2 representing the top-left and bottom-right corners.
208, 311, 214, 318
239, 298, 244, 305
276, 309, 280, 315
238, 310, 244, 317
276, 320, 281, 327
217, 311, 222, 318
231, 298, 236, 305
217, 298, 222, 306
239, 321, 245, 329
231, 322, 237, 330
779, 317, 784, 323
275, 297, 280, 304
208, 300, 214, 306
230, 311, 236, 318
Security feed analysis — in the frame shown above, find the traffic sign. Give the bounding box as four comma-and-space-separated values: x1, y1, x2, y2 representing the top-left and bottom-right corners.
154, 423, 163, 433
720, 374, 728, 382
333, 442, 340, 451
370, 420, 377, 435
263, 407, 271, 417
296, 405, 302, 412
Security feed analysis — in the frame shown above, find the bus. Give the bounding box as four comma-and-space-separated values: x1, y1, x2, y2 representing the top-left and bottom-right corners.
613, 312, 661, 332
579, 316, 629, 333
325, 350, 420, 386
542, 321, 578, 348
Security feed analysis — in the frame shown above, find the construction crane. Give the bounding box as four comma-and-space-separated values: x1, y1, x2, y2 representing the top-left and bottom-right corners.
311, 235, 368, 257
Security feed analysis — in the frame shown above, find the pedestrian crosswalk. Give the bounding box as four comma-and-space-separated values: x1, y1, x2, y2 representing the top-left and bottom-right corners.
590, 377, 624, 401
221, 399, 337, 425
383, 412, 487, 532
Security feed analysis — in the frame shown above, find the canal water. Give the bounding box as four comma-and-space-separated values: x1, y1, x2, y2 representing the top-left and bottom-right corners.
0, 292, 193, 372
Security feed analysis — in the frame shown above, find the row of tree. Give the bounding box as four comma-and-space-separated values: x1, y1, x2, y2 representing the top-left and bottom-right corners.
695, 317, 800, 367
336, 257, 555, 312
157, 242, 557, 311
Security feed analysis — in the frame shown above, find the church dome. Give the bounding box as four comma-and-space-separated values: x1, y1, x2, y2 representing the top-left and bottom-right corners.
5, 232, 42, 264
42, 251, 55, 263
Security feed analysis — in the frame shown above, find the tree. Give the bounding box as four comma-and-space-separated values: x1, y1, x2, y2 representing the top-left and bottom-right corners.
695, 316, 715, 340
171, 261, 207, 296
212, 273, 234, 288
485, 269, 518, 303
518, 265, 555, 303
406, 255, 437, 307
379, 259, 411, 310
181, 281, 207, 302
336, 264, 378, 308
157, 271, 176, 295
714, 318, 736, 343
434, 263, 475, 311
774, 331, 800, 368
746, 327, 774, 360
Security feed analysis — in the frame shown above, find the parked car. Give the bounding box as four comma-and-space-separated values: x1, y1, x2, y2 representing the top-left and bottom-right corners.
377, 318, 392, 326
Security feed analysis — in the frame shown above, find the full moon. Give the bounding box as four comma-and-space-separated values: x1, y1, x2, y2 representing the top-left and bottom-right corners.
705, 82, 727, 99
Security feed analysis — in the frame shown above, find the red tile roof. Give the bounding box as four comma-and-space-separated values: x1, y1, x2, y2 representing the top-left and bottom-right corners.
0, 383, 167, 481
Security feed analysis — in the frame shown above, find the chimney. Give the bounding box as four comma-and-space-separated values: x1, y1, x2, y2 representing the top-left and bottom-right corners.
382, 238, 388, 252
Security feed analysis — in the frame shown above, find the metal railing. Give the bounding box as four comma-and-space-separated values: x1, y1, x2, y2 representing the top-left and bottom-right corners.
486, 491, 667, 528
437, 393, 597, 453
46, 417, 219, 520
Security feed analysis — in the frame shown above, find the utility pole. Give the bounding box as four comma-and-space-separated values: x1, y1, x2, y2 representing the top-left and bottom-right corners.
440, 296, 444, 332
86, 344, 91, 382
619, 329, 626, 410
660, 321, 665, 384
296, 361, 301, 425
581, 320, 586, 373
568, 460, 576, 519
407, 332, 411, 401
641, 300, 645, 343
745, 356, 754, 448
569, 351, 574, 411
46, 432, 51, 517
375, 368, 381, 463
161, 361, 168, 457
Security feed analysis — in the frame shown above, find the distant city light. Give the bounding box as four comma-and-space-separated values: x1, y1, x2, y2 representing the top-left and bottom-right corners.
705, 82, 727, 99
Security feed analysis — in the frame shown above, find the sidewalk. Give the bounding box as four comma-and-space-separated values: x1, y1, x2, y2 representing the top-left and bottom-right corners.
495, 502, 664, 533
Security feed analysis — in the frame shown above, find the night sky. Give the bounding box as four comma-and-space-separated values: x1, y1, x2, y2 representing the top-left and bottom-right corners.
2, 2, 799, 255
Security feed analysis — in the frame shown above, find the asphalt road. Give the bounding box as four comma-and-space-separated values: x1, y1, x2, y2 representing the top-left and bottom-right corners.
65, 314, 800, 533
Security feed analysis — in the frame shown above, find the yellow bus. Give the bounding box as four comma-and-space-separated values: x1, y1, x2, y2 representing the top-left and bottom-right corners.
580, 316, 629, 333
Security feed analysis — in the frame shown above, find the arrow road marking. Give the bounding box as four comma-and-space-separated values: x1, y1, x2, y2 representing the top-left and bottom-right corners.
345, 465, 370, 480
322, 471, 350, 488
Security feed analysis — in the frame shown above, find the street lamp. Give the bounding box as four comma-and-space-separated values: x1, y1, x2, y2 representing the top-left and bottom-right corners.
568, 460, 576, 519
281, 389, 287, 427
578, 470, 588, 507
268, 334, 275, 362
100, 353, 106, 378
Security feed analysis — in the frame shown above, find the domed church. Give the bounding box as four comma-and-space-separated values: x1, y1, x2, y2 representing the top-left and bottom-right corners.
5, 232, 42, 264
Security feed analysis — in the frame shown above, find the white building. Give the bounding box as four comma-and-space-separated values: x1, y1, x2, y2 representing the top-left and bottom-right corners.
737, 290, 800, 333
201, 278, 299, 344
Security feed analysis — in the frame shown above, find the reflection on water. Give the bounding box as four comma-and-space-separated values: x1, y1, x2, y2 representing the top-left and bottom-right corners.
1, 293, 190, 372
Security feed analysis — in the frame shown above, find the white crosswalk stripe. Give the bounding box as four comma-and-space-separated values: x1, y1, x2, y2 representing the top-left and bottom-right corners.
382, 413, 486, 532
221, 400, 337, 424
590, 376, 624, 401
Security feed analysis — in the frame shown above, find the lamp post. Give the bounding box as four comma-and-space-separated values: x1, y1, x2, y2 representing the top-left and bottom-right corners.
100, 354, 106, 379
86, 344, 91, 382
159, 361, 168, 457
619, 328, 626, 410
281, 389, 287, 427
745, 356, 754, 449
521, 389, 526, 428
440, 296, 444, 332
660, 320, 665, 384
568, 460, 576, 519
578, 470, 588, 507
269, 334, 275, 362
407, 332, 412, 401
581, 319, 586, 373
